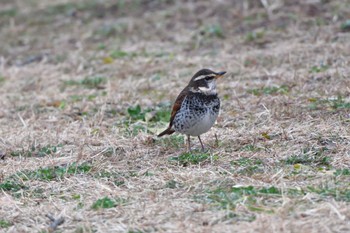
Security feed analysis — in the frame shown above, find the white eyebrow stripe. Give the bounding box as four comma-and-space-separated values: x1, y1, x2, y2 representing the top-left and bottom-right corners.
193, 73, 216, 81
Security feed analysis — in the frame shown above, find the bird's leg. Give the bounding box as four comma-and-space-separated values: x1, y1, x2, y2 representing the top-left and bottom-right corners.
198, 136, 205, 152
186, 135, 192, 152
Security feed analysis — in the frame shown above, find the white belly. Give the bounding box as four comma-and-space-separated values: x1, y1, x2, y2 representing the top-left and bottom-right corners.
185, 112, 217, 136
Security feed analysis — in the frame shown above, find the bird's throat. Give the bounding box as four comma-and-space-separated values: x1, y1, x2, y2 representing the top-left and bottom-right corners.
198, 86, 217, 95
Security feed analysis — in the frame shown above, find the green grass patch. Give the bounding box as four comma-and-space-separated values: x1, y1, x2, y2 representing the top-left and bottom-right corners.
307, 184, 350, 202
247, 85, 289, 96
0, 76, 6, 84
110, 50, 136, 58
151, 106, 171, 123
245, 30, 265, 43
239, 144, 262, 152
0, 163, 92, 196
91, 197, 127, 210
127, 105, 145, 121
157, 135, 184, 149
165, 180, 184, 189
69, 94, 98, 102
169, 152, 210, 166
103, 50, 173, 63
0, 180, 27, 192
243, 12, 268, 24
334, 168, 350, 176
10, 144, 62, 157
308, 96, 350, 110
63, 76, 107, 89
91, 197, 116, 209
341, 19, 350, 32
0, 8, 17, 18
0, 180, 28, 198
201, 186, 281, 212
198, 183, 350, 215
0, 219, 12, 229
105, 108, 117, 118
284, 147, 331, 168
127, 104, 171, 123
72, 194, 81, 200
16, 162, 92, 181
124, 122, 149, 136
309, 64, 329, 73
95, 170, 139, 186
203, 24, 224, 38
95, 25, 119, 39
45, 1, 98, 16
230, 157, 264, 175
123, 103, 171, 136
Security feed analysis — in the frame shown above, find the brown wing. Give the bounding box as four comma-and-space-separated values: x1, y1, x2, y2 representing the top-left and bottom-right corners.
157, 87, 189, 137
169, 87, 188, 126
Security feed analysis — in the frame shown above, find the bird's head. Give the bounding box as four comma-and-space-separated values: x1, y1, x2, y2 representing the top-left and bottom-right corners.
188, 69, 226, 95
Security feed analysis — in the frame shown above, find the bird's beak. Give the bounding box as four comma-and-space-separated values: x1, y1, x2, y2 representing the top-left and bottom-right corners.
215, 71, 226, 79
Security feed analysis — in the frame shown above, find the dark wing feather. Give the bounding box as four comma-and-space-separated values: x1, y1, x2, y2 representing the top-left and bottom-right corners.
157, 87, 189, 137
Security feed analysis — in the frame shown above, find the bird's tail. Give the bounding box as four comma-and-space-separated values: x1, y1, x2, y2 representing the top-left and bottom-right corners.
157, 127, 175, 137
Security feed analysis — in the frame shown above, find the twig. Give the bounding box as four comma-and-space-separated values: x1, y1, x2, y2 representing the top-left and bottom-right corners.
214, 133, 219, 148
17, 113, 27, 128
46, 214, 65, 232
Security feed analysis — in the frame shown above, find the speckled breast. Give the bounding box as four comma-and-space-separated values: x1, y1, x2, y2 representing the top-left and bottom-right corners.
173, 93, 220, 136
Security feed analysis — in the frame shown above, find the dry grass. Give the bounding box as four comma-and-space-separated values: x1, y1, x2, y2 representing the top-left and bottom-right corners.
1, 0, 350, 232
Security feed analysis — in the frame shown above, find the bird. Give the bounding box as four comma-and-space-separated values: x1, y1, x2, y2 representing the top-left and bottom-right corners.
158, 69, 226, 151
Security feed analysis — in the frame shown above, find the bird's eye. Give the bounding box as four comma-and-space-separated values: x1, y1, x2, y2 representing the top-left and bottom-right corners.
205, 76, 214, 81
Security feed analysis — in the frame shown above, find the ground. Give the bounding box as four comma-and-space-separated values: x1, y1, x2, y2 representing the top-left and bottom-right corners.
0, 0, 350, 232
